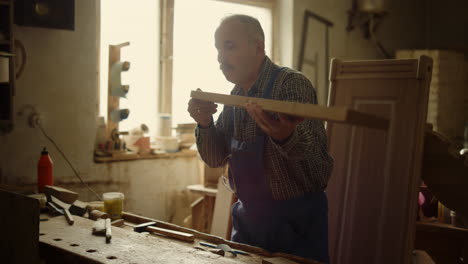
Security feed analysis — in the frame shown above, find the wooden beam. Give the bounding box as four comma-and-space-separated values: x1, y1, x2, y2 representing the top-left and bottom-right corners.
146, 226, 195, 242
190, 90, 389, 130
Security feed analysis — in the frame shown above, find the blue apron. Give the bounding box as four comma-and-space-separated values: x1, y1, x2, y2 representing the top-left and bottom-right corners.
228, 67, 329, 263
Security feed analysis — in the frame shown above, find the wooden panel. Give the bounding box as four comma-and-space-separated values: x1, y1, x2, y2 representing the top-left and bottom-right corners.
0, 189, 39, 263
146, 226, 195, 242
191, 90, 389, 130
210, 177, 235, 239
107, 42, 129, 140
327, 56, 432, 264
187, 184, 218, 197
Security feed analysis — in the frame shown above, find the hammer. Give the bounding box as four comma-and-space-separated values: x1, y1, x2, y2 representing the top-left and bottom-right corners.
133, 222, 195, 242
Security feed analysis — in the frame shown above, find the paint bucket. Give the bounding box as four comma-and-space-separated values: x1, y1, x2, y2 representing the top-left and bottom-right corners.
103, 192, 125, 220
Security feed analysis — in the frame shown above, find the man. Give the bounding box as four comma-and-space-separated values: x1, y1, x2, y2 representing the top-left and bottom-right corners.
187, 14, 333, 262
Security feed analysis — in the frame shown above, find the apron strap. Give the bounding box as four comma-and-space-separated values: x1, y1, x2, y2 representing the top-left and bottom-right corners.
263, 67, 286, 99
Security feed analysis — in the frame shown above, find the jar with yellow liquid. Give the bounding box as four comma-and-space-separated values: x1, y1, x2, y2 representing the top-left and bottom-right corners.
103, 192, 124, 220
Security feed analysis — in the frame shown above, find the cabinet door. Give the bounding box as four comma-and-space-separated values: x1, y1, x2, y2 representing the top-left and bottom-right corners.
327, 56, 432, 264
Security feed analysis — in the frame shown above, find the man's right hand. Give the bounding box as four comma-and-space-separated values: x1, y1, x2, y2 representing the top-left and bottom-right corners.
187, 89, 218, 128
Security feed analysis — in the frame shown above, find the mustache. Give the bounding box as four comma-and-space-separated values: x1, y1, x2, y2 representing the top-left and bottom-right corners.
220, 63, 234, 71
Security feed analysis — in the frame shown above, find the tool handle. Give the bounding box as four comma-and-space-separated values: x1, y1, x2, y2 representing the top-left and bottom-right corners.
63, 208, 75, 225
199, 242, 217, 248
105, 218, 112, 243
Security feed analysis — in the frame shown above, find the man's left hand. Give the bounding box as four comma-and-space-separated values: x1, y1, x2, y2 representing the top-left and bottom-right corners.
245, 102, 304, 143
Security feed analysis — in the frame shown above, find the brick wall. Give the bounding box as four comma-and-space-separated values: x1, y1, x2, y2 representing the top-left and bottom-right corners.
396, 50, 468, 142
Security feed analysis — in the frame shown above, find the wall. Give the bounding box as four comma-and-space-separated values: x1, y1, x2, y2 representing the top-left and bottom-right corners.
423, 0, 468, 51
293, 0, 427, 64
291, 0, 426, 104
278, 0, 293, 68
0, 0, 200, 225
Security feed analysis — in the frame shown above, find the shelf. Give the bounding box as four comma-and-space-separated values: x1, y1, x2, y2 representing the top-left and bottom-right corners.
94, 149, 197, 163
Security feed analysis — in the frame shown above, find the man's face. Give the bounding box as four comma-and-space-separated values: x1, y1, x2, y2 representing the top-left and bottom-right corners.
215, 20, 259, 86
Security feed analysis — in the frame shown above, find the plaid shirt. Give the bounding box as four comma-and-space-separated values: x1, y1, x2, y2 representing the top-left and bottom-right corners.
196, 56, 333, 200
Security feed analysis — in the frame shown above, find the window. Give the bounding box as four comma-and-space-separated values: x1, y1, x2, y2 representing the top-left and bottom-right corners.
99, 0, 275, 138
99, 0, 159, 133
171, 0, 274, 126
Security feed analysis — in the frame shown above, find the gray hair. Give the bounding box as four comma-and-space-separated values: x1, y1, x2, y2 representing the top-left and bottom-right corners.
221, 14, 265, 43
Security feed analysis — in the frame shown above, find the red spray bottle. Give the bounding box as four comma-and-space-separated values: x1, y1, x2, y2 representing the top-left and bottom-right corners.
38, 147, 53, 193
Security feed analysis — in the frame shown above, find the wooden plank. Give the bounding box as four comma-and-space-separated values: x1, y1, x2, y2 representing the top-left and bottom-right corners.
203, 196, 215, 233
210, 177, 235, 239
326, 56, 433, 264
189, 195, 215, 234
0, 189, 39, 263
191, 90, 389, 130
204, 164, 224, 188
44, 185, 78, 204
191, 196, 205, 232
146, 226, 195, 242
187, 184, 218, 197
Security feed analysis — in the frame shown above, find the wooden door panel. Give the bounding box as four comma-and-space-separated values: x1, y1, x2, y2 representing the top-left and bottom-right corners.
327, 57, 432, 264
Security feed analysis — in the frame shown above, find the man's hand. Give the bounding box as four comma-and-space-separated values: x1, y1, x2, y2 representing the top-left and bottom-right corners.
245, 102, 304, 143
187, 89, 218, 128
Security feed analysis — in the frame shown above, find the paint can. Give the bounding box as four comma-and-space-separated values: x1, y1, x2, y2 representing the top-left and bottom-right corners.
103, 192, 125, 220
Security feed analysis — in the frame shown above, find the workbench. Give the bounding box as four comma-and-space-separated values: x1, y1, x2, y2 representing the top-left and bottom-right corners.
38, 212, 320, 264
414, 221, 468, 263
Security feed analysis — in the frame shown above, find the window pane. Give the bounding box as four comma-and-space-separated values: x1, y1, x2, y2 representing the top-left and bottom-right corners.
172, 0, 272, 126
100, 0, 159, 133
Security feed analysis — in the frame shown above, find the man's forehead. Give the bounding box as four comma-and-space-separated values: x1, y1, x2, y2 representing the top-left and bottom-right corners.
215, 20, 248, 40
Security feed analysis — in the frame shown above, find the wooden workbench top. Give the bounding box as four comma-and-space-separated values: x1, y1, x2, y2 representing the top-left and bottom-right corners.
39, 216, 266, 264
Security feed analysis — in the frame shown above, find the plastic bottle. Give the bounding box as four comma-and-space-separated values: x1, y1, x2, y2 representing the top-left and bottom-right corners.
38, 147, 53, 193
95, 116, 107, 150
